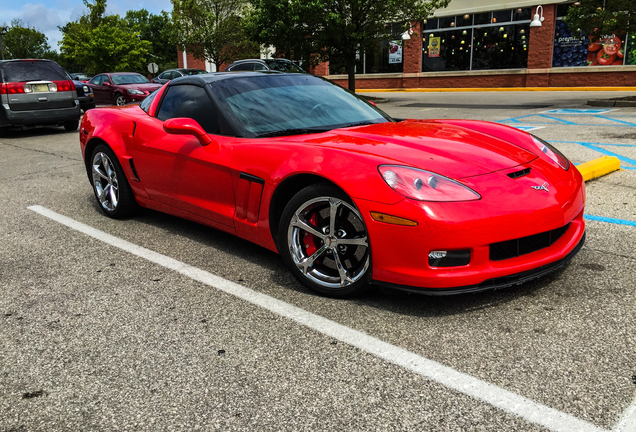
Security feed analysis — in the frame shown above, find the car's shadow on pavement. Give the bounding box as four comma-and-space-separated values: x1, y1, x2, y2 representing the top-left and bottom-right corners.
99, 202, 561, 319
0, 126, 78, 139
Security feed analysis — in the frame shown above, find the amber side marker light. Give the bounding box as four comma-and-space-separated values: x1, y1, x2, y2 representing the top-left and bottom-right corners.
370, 212, 418, 226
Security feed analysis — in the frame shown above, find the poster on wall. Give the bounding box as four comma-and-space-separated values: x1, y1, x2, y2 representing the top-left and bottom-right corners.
428, 37, 441, 57
552, 21, 633, 67
388, 41, 403, 64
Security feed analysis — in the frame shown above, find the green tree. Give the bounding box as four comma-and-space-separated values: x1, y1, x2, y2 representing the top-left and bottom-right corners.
3, 19, 52, 59
124, 9, 178, 74
564, 0, 636, 38
172, 0, 259, 69
247, 0, 450, 91
59, 0, 152, 75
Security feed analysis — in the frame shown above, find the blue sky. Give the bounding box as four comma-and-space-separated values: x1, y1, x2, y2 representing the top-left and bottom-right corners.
1, 0, 174, 51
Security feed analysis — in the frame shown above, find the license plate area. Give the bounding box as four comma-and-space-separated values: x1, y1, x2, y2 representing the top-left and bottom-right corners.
32, 84, 50, 92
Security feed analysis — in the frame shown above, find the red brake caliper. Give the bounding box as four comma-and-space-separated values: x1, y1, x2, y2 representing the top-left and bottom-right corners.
304, 213, 320, 259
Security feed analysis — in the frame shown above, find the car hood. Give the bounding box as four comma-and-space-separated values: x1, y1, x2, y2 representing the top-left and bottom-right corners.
302, 120, 539, 179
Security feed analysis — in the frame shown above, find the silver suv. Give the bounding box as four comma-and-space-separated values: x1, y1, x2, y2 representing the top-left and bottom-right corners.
0, 59, 81, 137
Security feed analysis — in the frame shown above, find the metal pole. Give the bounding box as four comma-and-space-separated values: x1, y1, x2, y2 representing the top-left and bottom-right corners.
0, 27, 7, 61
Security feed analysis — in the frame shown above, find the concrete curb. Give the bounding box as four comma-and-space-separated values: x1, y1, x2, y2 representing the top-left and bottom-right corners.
576, 156, 621, 181
356, 87, 636, 93
587, 99, 636, 107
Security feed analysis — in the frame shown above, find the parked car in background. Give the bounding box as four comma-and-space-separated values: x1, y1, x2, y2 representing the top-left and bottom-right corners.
70, 73, 93, 82
151, 68, 208, 84
86, 73, 161, 106
0, 59, 81, 136
73, 80, 95, 111
225, 59, 306, 73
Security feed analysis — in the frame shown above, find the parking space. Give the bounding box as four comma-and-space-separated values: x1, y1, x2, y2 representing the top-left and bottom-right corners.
1, 90, 636, 431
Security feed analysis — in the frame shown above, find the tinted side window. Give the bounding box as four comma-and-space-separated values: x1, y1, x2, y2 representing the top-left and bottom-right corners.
92, 76, 103, 85
236, 63, 253, 71
2, 61, 68, 82
253, 63, 268, 71
157, 84, 220, 134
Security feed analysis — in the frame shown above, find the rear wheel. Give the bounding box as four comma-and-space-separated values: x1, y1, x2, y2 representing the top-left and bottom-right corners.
115, 93, 126, 106
64, 120, 79, 131
279, 184, 372, 298
90, 144, 138, 218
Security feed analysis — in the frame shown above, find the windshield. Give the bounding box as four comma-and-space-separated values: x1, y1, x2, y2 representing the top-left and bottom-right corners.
264, 60, 305, 73
111, 74, 150, 85
212, 75, 391, 137
184, 70, 208, 76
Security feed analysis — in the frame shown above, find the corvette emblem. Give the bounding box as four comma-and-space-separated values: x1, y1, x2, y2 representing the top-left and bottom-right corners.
531, 182, 550, 192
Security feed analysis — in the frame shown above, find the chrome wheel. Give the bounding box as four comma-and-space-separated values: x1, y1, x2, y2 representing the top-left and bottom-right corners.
115, 94, 126, 106
286, 195, 370, 290
92, 151, 119, 212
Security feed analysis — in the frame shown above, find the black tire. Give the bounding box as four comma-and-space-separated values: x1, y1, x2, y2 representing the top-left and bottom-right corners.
279, 183, 372, 298
64, 120, 79, 131
89, 144, 139, 219
114, 93, 126, 106
0, 127, 7, 138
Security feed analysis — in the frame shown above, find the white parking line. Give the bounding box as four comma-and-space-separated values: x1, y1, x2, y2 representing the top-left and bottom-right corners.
28, 205, 610, 432
614, 398, 636, 432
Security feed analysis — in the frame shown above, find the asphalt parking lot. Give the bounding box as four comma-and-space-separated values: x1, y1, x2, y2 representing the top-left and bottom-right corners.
1, 90, 635, 431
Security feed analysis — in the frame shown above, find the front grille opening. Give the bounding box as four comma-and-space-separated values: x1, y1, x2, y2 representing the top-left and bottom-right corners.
507, 168, 531, 179
490, 223, 570, 261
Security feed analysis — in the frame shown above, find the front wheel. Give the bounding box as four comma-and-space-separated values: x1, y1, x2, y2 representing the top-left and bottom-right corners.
90, 145, 138, 218
279, 184, 372, 298
114, 93, 126, 106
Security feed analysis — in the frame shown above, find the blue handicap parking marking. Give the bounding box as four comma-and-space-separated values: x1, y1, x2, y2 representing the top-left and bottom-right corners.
509, 125, 544, 132
541, 108, 617, 115
549, 140, 636, 170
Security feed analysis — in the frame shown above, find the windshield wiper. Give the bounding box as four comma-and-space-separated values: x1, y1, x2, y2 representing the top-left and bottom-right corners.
341, 121, 377, 128
255, 127, 331, 138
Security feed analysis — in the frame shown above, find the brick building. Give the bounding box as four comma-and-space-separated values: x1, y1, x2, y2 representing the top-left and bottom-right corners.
179, 0, 636, 89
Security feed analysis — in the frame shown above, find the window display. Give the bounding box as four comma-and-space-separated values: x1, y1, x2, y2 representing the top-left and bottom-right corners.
423, 9, 530, 72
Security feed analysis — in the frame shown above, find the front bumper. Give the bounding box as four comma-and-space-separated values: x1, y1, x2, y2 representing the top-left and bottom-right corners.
355, 160, 586, 292
78, 94, 95, 111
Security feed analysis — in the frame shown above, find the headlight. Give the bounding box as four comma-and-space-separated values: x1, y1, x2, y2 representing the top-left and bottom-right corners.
531, 135, 570, 170
127, 89, 145, 95
378, 165, 481, 202
83, 85, 89, 93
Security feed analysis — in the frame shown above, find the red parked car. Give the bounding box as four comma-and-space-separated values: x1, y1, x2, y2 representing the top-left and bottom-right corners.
79, 72, 585, 298
87, 72, 161, 106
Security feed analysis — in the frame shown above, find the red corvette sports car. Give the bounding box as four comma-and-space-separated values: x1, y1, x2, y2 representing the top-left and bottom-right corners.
79, 72, 585, 298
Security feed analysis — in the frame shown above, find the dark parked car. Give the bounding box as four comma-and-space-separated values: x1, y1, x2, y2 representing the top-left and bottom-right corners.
151, 68, 208, 84
225, 59, 306, 73
0, 59, 81, 136
73, 80, 95, 111
87, 73, 161, 106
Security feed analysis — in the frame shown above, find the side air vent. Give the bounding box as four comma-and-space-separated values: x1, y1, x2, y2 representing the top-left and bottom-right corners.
507, 168, 531, 179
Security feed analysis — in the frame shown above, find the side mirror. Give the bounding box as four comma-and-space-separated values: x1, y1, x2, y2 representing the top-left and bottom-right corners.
103, 82, 111, 87
163, 117, 214, 146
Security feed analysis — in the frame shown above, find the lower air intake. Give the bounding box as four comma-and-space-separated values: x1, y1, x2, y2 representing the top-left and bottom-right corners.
490, 223, 570, 261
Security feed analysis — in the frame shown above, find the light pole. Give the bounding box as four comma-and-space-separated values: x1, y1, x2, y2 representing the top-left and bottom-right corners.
0, 26, 8, 61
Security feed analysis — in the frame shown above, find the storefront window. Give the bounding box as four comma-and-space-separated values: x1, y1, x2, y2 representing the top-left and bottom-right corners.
472, 24, 529, 70
552, 4, 633, 67
423, 31, 471, 71
552, 20, 629, 67
423, 8, 530, 72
